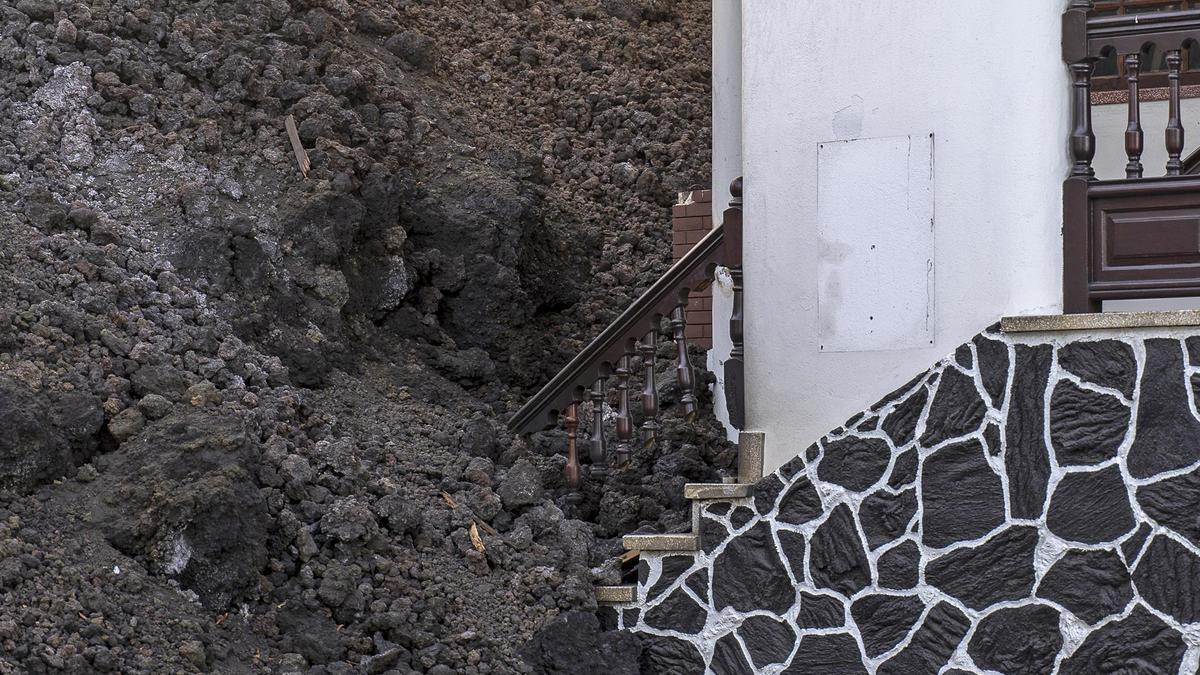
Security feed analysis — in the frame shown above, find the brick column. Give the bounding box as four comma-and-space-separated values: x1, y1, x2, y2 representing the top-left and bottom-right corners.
671, 189, 713, 348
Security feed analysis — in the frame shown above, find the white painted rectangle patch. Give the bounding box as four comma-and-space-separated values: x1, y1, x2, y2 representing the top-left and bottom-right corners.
817, 134, 935, 352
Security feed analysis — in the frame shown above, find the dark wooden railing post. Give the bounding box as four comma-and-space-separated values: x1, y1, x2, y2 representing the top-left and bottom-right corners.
723, 177, 745, 430
589, 368, 609, 477
670, 293, 698, 419
614, 343, 634, 467
564, 402, 581, 489
639, 327, 660, 446
1167, 49, 1185, 175
1064, 1, 1095, 179
1125, 52, 1144, 179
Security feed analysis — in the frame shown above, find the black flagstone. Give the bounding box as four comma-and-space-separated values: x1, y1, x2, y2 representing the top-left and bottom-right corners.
887, 448, 917, 489
1137, 467, 1200, 547
644, 585, 706, 634
709, 632, 753, 675
921, 439, 1005, 548
712, 521, 794, 614
876, 602, 969, 675
983, 421, 1001, 456
1132, 535, 1200, 624
796, 592, 845, 629
1059, 605, 1185, 675
1049, 380, 1129, 466
641, 635, 706, 674
1122, 522, 1153, 564
877, 540, 920, 590
1058, 339, 1137, 398
925, 526, 1038, 610
1006, 344, 1053, 519
919, 367, 987, 447
729, 505, 754, 529
775, 476, 823, 526
851, 594, 925, 658
882, 385, 928, 447
973, 333, 1010, 408
816, 436, 891, 492
737, 615, 795, 669
859, 488, 917, 550
1127, 338, 1200, 479
783, 634, 867, 675
684, 568, 708, 603
1036, 548, 1133, 625
967, 604, 1062, 675
752, 473, 784, 515
1047, 466, 1135, 544
808, 504, 871, 596
778, 529, 806, 581
646, 555, 693, 598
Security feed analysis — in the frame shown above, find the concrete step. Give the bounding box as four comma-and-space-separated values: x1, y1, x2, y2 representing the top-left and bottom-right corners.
595, 585, 636, 604
683, 483, 752, 500
622, 533, 698, 552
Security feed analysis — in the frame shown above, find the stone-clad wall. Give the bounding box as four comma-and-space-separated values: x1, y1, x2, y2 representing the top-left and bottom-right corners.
618, 324, 1200, 674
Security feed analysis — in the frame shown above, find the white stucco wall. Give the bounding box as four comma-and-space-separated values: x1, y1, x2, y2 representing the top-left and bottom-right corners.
739, 1, 1071, 471
707, 0, 742, 441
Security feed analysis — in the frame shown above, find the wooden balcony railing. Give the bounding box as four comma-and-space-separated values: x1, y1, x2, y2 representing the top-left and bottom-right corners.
1063, 1, 1200, 312
507, 179, 744, 488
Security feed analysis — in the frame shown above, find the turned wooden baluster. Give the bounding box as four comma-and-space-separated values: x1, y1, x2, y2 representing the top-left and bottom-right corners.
1069, 58, 1096, 178
589, 369, 609, 475
613, 341, 635, 467
670, 293, 698, 419
1125, 52, 1144, 179
1167, 49, 1185, 176
724, 177, 746, 430
563, 402, 581, 489
639, 327, 660, 446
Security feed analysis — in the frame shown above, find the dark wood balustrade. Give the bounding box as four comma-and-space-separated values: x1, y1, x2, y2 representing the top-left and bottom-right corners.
508, 179, 745, 488
1064, 2, 1200, 311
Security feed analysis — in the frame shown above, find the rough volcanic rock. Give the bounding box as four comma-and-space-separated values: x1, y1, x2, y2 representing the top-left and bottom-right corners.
859, 488, 917, 550
639, 635, 706, 675
881, 385, 928, 447
1037, 549, 1133, 624
921, 439, 1005, 548
710, 632, 753, 674
796, 592, 845, 629
876, 602, 969, 675
699, 512, 731, 555
851, 594, 925, 658
877, 541, 921, 590
783, 634, 867, 675
646, 555, 694, 598
685, 568, 709, 602
644, 585, 707, 634
776, 476, 824, 525
887, 448, 918, 488
1136, 467, 1200, 547
1046, 466, 1135, 544
816, 436, 890, 492
1127, 338, 1200, 478
973, 333, 1010, 408
1049, 380, 1129, 466
520, 612, 641, 675
738, 615, 795, 669
1059, 605, 1185, 675
925, 526, 1038, 610
968, 604, 1062, 675
1132, 535, 1200, 624
1058, 339, 1137, 398
0, 378, 75, 492
713, 521, 794, 613
808, 504, 871, 596
918, 367, 987, 446
778, 530, 806, 580
1123, 523, 1153, 563
1006, 344, 1053, 519
753, 473, 785, 514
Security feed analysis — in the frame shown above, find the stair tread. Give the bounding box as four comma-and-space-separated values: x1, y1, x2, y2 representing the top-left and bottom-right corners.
595, 585, 637, 604
683, 483, 753, 499
622, 533, 698, 551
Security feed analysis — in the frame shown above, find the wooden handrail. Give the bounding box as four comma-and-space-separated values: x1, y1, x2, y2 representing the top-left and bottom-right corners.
507, 222, 727, 435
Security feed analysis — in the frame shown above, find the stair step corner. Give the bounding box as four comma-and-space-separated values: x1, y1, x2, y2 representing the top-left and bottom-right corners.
595, 585, 637, 604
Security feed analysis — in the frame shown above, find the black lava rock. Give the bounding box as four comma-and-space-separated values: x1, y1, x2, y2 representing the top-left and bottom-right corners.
921, 439, 1005, 548
709, 632, 753, 674
1059, 605, 1185, 675
1132, 535, 1200, 624
752, 473, 785, 514
712, 521, 794, 613
776, 476, 823, 525
778, 530, 806, 581
1047, 466, 1135, 544
926, 526, 1038, 610
1049, 380, 1129, 466
796, 592, 845, 629
887, 448, 918, 488
809, 504, 871, 596
859, 488, 917, 550
1137, 467, 1200, 547
1037, 549, 1133, 624
646, 555, 694, 598
967, 604, 1062, 675
1122, 522, 1153, 563
1058, 339, 1137, 398
737, 615, 795, 669
877, 602, 969, 675
1128, 338, 1200, 478
973, 333, 1010, 408
644, 585, 707, 634
918, 367, 987, 446
881, 385, 928, 447
520, 611, 641, 675
783, 633, 867, 675
1005, 344, 1053, 519
640, 635, 705, 674
816, 436, 890, 492
851, 594, 925, 658
877, 541, 920, 590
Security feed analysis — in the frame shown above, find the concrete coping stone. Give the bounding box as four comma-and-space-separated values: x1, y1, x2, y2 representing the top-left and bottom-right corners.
595, 585, 636, 604
683, 483, 753, 500
622, 533, 698, 552
1001, 310, 1200, 333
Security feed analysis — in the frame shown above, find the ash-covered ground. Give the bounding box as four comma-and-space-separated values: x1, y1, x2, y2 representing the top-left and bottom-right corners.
0, 0, 726, 672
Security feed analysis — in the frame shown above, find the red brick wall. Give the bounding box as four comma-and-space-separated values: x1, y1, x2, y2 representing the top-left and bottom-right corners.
671, 189, 713, 348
